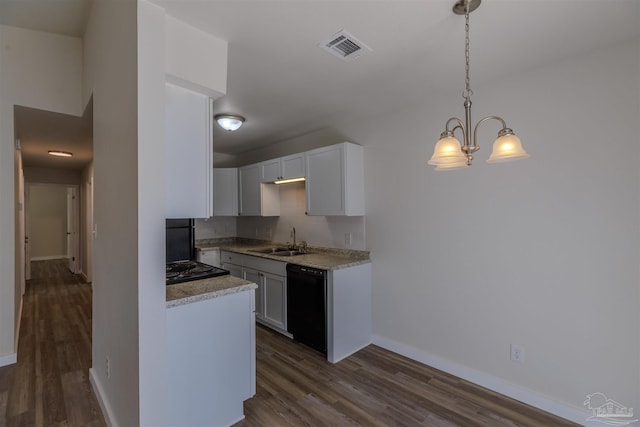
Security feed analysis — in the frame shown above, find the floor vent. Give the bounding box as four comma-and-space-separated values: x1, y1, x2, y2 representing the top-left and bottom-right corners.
319, 30, 372, 62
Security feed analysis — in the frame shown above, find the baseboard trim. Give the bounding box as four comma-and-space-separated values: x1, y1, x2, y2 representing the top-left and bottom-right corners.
90, 368, 116, 427
0, 352, 17, 367
371, 334, 590, 426
30, 255, 68, 261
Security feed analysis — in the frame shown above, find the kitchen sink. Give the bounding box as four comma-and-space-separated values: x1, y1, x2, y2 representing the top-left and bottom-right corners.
270, 250, 305, 257
248, 247, 289, 254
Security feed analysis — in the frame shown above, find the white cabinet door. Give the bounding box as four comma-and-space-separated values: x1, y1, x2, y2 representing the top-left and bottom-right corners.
239, 163, 280, 216
263, 272, 286, 331
261, 158, 281, 183
238, 164, 261, 216
261, 154, 305, 182
165, 82, 212, 218
213, 168, 238, 216
223, 262, 242, 279
305, 142, 364, 216
243, 268, 264, 321
281, 153, 305, 180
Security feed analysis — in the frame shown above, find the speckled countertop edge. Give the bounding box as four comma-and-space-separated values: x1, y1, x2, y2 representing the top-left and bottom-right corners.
166, 275, 257, 308
196, 238, 371, 271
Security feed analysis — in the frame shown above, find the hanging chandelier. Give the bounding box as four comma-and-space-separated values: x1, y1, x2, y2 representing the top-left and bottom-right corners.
429, 0, 529, 171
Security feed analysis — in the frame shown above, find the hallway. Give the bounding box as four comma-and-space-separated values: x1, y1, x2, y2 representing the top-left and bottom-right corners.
0, 259, 105, 426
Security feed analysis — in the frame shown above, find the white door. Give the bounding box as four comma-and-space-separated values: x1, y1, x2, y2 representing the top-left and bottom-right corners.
66, 187, 79, 273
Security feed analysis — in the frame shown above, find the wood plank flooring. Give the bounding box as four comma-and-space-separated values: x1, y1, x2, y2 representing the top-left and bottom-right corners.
1, 259, 577, 426
0, 259, 105, 427
236, 326, 579, 427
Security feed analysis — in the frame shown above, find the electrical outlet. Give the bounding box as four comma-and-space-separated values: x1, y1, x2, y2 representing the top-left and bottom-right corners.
510, 344, 524, 363
106, 357, 111, 378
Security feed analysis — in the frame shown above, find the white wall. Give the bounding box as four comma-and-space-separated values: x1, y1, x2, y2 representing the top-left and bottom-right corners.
28, 184, 68, 260
165, 14, 228, 98
23, 166, 81, 185
0, 25, 82, 364
239, 36, 639, 423
137, 1, 167, 425
331, 38, 639, 422
83, 1, 141, 425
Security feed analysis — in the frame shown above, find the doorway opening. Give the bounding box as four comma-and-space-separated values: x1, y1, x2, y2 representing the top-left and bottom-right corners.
24, 183, 81, 279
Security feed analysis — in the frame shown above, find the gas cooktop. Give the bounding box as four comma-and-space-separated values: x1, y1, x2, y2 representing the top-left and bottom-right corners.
166, 260, 229, 285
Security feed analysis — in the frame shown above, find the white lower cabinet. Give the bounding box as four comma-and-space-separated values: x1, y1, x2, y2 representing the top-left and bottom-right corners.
220, 250, 373, 363
166, 289, 255, 426
262, 272, 286, 331
221, 251, 288, 335
223, 262, 242, 279
242, 267, 264, 321
197, 247, 220, 267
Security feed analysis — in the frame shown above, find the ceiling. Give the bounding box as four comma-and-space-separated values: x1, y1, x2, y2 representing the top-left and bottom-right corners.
4, 0, 639, 167
14, 103, 93, 171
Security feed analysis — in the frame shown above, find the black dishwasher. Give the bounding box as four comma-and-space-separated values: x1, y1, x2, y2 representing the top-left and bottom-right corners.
286, 264, 327, 355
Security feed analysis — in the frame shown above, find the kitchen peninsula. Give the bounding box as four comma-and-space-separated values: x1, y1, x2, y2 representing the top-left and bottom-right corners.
166, 274, 257, 427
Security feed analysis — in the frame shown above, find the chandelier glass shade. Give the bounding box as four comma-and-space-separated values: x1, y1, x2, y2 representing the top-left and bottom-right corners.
430, 0, 529, 170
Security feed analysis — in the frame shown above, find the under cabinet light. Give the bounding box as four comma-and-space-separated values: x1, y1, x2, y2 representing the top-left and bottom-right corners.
273, 177, 306, 185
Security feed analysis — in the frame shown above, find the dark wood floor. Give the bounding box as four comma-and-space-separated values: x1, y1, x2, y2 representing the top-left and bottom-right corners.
1, 260, 577, 427
0, 259, 105, 427
237, 328, 578, 427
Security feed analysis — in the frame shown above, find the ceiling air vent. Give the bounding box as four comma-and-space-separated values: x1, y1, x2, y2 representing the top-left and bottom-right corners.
319, 30, 372, 62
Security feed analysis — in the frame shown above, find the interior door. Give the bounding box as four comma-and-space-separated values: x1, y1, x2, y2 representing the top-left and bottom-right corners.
66, 187, 79, 273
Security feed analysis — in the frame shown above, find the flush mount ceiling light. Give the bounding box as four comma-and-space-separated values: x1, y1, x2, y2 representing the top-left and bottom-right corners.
429, 0, 529, 171
48, 150, 73, 157
214, 114, 245, 132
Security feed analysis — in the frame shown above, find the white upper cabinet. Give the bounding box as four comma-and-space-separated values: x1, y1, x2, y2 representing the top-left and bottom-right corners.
260, 158, 281, 183
239, 163, 280, 216
281, 153, 305, 180
305, 142, 365, 216
165, 82, 212, 218
260, 153, 305, 183
213, 168, 238, 216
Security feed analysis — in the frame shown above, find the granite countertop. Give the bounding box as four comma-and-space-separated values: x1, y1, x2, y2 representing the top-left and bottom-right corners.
166, 275, 257, 308
196, 238, 371, 271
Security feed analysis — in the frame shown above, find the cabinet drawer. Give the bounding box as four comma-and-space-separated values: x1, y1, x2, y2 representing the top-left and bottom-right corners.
220, 250, 286, 276
244, 256, 286, 276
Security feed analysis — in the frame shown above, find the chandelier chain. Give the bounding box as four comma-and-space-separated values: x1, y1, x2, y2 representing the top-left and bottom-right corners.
463, 3, 473, 99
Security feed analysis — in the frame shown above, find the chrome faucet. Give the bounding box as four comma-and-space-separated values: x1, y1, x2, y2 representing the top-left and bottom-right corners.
290, 227, 297, 250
